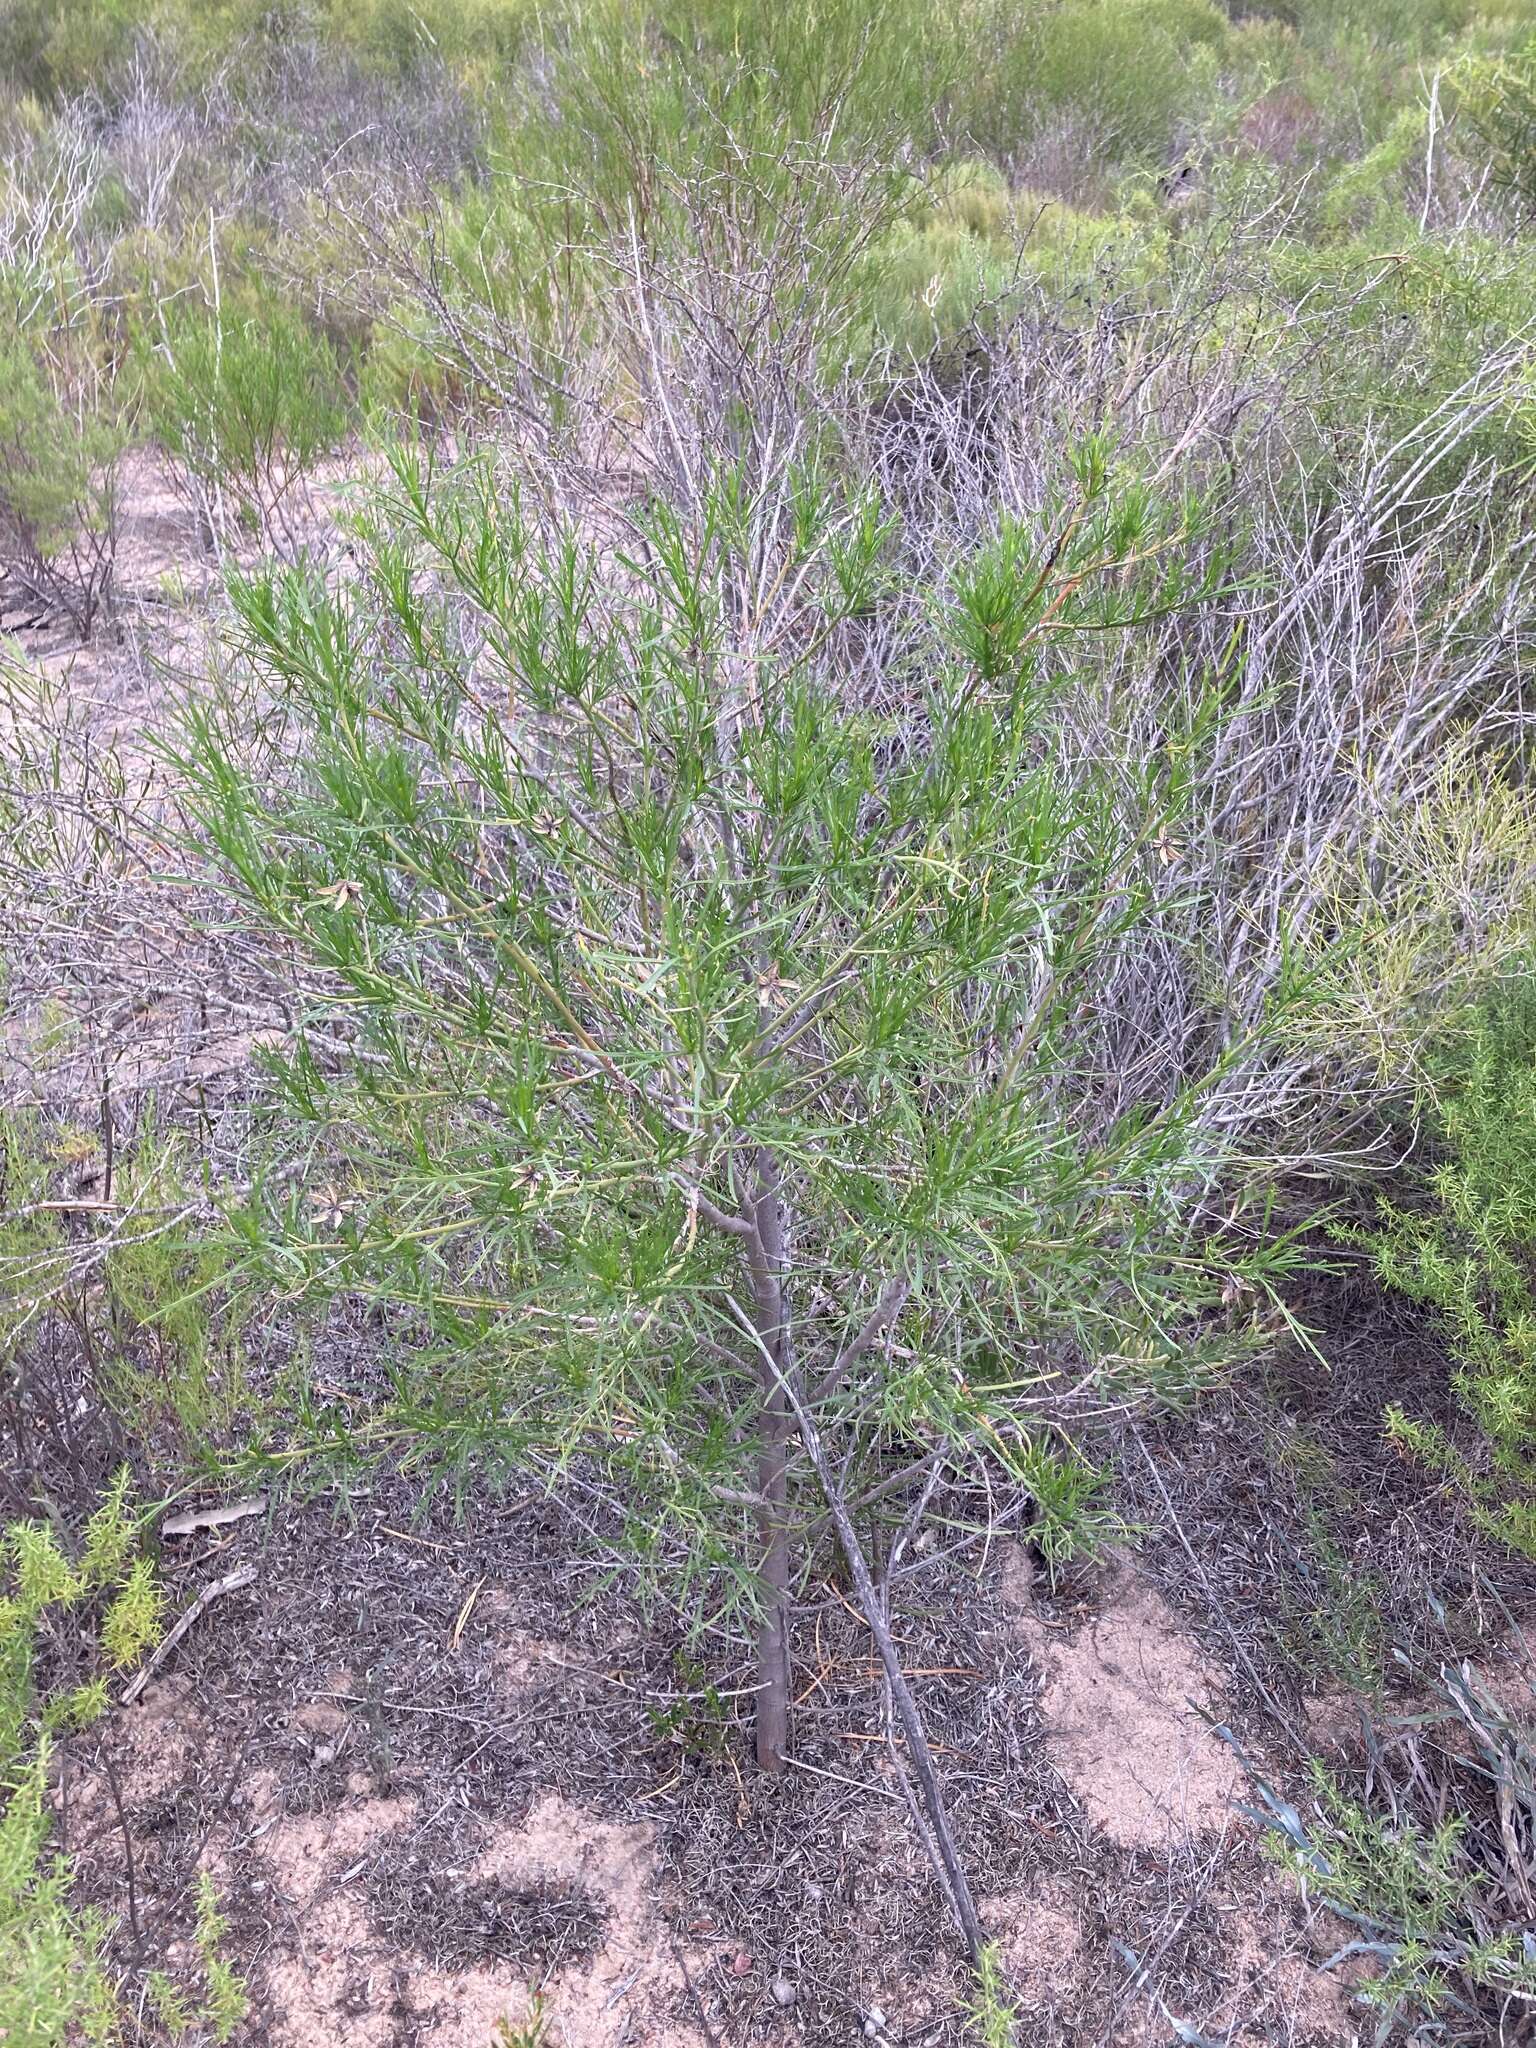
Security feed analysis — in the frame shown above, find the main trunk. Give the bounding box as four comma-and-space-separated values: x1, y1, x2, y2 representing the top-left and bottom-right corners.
754, 1359, 792, 1769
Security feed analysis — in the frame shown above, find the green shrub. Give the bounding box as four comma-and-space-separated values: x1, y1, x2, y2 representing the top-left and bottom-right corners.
968, 0, 1229, 163
0, 1478, 153, 2048
855, 207, 1017, 361
0, 184, 128, 639
0, 1748, 119, 2048
1254, 1659, 1536, 2033
1457, 34, 1536, 212
194, 1873, 248, 2044
1253, 226, 1536, 489
136, 0, 531, 84
383, 175, 578, 394
329, 0, 533, 76
0, 0, 146, 102
0, 1480, 248, 2048
174, 445, 1301, 1766
1318, 101, 1431, 227
1360, 971, 1536, 1551
0, 1109, 251, 1468
357, 299, 463, 429
100, 1189, 254, 1459
449, 0, 946, 272
1291, 746, 1536, 1091
0, 318, 123, 638
635, 0, 965, 157
139, 295, 349, 553
1291, 0, 1477, 49
967, 1941, 1021, 2046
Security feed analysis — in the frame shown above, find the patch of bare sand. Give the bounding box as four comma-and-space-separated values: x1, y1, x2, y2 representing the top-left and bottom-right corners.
1208, 1894, 1364, 2045
1299, 1687, 1369, 1761
983, 1877, 1086, 2021
993, 1536, 1038, 1619
109, 449, 212, 600
475, 1791, 704, 2048
247, 1777, 702, 2048
247, 1777, 416, 2048
106, 1676, 206, 1802
477, 1586, 563, 1690
58, 1676, 205, 1839
1017, 1565, 1240, 1849
982, 1868, 1363, 2046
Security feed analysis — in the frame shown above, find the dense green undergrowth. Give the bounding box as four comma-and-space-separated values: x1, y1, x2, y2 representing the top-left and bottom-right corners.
1359, 977, 1536, 1554
0, 1475, 248, 2047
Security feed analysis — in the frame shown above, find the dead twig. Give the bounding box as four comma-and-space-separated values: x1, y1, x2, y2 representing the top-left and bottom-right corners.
777, 1360, 987, 1962
120, 1564, 258, 1706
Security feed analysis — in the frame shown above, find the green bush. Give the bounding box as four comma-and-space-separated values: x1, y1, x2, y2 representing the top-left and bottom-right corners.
357, 298, 463, 428
1361, 971, 1536, 1551
0, 0, 146, 101
325, 0, 533, 76
174, 445, 1300, 1766
0, 1478, 156, 2048
0, 1110, 251, 1467
0, 318, 123, 637
1457, 34, 1536, 213
139, 295, 350, 553
1255, 1659, 1536, 2033
1317, 101, 1430, 227
1289, 0, 1474, 50
846, 166, 1165, 362
968, 0, 1229, 162
99, 1196, 254, 1460
0, 1480, 248, 2047
1252, 227, 1536, 488
855, 177, 1020, 360
0, 0, 531, 97
0, 1749, 119, 2048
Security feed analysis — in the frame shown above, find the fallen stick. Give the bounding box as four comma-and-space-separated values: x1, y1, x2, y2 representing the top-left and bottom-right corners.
790, 1401, 988, 1962
724, 1290, 988, 1961
121, 1566, 258, 1706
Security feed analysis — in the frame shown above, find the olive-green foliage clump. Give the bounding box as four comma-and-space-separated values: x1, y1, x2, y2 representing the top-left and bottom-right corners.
969, 0, 1229, 160
1279, 1764, 1534, 2022
967, 1940, 1022, 2046
192, 1873, 248, 2045
138, 295, 349, 549
850, 162, 1164, 359
0, 0, 529, 100
0, 1476, 157, 2048
1457, 33, 1536, 214
0, 249, 124, 635
1262, 1661, 1536, 2032
140, 1877, 247, 2045
0, 1480, 249, 2047
0, 1113, 251, 1462
1363, 976, 1536, 1552
0, 337, 118, 569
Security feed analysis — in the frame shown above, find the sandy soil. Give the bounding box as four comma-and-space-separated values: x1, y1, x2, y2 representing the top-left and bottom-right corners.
51, 1491, 1373, 2048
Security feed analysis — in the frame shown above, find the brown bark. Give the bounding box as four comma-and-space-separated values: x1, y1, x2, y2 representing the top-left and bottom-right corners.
753, 1361, 792, 1770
